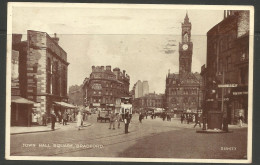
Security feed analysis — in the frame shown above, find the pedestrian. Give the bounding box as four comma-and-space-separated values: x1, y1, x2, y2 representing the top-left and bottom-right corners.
187, 114, 190, 124
181, 114, 185, 124
238, 114, 244, 127
58, 111, 62, 124
145, 112, 148, 119
167, 113, 171, 121
50, 111, 56, 130
124, 111, 131, 134
139, 113, 143, 123
42, 112, 47, 126
62, 112, 67, 125
194, 114, 201, 128
116, 113, 122, 129
109, 111, 116, 130
76, 111, 83, 130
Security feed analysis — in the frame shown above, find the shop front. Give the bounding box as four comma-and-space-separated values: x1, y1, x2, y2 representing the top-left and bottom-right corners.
11, 96, 35, 126
228, 86, 248, 124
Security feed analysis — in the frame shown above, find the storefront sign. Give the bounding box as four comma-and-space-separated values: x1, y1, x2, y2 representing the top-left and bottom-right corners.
218, 84, 238, 88
93, 103, 100, 106
206, 99, 214, 102
233, 91, 248, 95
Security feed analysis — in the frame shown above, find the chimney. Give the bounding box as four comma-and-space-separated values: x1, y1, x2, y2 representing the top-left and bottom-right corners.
52, 33, 59, 44
106, 65, 111, 71
123, 70, 126, 77
12, 34, 22, 44
92, 66, 95, 71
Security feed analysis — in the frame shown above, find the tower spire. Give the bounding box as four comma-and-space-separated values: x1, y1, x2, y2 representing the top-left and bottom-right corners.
184, 11, 189, 23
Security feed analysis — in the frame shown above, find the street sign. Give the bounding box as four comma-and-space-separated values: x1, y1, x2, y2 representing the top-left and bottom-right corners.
233, 91, 248, 95
218, 84, 238, 88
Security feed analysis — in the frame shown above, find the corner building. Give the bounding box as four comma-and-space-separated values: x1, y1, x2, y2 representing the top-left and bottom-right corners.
82, 66, 130, 111
200, 10, 249, 124
12, 30, 69, 121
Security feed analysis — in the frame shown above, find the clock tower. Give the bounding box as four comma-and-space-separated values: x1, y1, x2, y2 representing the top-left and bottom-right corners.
179, 13, 193, 75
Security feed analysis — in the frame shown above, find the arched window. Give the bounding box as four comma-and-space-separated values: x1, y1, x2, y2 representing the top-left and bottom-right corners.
183, 33, 189, 42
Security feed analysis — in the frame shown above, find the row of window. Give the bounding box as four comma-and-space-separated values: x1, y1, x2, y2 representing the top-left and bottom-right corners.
169, 89, 198, 95
91, 97, 116, 104
212, 31, 236, 54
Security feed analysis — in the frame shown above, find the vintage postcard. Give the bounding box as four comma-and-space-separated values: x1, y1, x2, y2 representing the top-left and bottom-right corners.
5, 3, 254, 163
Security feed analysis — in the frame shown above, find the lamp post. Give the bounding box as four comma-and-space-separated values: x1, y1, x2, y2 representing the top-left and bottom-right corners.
218, 71, 225, 112
197, 79, 200, 114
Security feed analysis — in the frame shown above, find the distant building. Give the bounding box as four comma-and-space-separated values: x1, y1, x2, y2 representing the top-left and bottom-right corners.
142, 81, 149, 96
134, 93, 164, 111
133, 80, 149, 99
82, 66, 130, 111
165, 13, 202, 114
12, 30, 69, 125
201, 10, 249, 124
68, 85, 84, 106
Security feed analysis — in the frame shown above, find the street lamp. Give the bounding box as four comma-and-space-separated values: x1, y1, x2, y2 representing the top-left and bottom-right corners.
218, 71, 225, 112
197, 79, 201, 114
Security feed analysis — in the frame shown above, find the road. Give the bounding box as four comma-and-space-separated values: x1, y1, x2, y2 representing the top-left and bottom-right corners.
10, 114, 248, 159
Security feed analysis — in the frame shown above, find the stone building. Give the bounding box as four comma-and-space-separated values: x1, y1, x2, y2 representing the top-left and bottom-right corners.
132, 80, 149, 99
134, 93, 164, 111
165, 13, 203, 114
68, 84, 84, 106
12, 30, 69, 124
82, 66, 130, 111
200, 10, 249, 124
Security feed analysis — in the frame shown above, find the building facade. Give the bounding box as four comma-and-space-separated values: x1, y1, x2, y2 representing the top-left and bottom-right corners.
68, 85, 84, 106
134, 93, 164, 110
82, 66, 130, 111
165, 13, 202, 114
133, 80, 149, 99
200, 10, 249, 124
12, 30, 69, 124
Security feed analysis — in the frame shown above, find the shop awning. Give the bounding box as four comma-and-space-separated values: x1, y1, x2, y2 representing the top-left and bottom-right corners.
11, 96, 35, 104
54, 102, 77, 109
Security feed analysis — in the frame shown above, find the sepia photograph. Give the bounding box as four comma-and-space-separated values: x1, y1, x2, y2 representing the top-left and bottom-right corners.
5, 3, 254, 163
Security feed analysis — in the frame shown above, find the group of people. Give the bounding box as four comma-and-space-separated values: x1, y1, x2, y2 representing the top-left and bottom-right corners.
49, 110, 86, 131
108, 111, 132, 134
180, 113, 198, 125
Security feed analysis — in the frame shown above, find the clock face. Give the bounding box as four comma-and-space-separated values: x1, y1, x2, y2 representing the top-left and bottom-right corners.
182, 44, 188, 50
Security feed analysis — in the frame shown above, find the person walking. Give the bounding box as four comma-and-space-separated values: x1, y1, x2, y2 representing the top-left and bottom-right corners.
50, 111, 56, 131
124, 111, 131, 134
62, 112, 67, 125
76, 111, 83, 130
109, 111, 116, 130
139, 113, 143, 123
194, 114, 201, 128
116, 113, 122, 129
238, 114, 244, 127
42, 112, 47, 126
181, 113, 185, 124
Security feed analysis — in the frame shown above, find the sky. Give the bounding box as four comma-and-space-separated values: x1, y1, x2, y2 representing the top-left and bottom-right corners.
11, 4, 224, 93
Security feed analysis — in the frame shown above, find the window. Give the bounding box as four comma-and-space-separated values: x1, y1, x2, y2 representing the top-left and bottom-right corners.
183, 33, 189, 42
219, 58, 223, 72
226, 56, 232, 71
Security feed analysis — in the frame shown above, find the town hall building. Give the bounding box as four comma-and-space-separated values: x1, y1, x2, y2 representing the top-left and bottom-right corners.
165, 13, 202, 114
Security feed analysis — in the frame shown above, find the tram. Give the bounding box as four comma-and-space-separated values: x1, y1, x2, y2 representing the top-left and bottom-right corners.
120, 97, 132, 120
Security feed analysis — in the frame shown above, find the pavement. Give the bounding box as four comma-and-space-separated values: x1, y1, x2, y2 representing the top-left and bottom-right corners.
10, 122, 92, 135
9, 114, 248, 159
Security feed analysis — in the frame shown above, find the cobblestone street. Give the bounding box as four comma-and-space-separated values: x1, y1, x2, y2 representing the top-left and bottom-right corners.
10, 114, 247, 159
